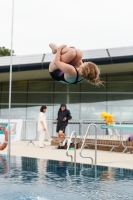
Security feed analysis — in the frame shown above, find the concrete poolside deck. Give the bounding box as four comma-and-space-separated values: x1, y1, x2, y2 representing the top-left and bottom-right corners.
1, 140, 133, 170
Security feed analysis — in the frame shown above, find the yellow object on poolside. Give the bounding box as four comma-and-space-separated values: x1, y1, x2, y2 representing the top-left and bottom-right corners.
100, 112, 107, 118
100, 112, 115, 125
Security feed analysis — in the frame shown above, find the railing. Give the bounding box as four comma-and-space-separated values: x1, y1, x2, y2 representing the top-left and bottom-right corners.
21, 119, 37, 145
20, 118, 133, 153
121, 121, 133, 153
82, 120, 121, 152
101, 123, 133, 153
80, 123, 98, 166
21, 119, 82, 140
66, 131, 76, 164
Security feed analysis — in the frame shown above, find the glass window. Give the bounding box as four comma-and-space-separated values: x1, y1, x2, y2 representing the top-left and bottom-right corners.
69, 84, 80, 92
81, 82, 106, 92
2, 81, 27, 92
69, 93, 80, 104
54, 82, 67, 92
107, 72, 132, 82
53, 104, 60, 119
26, 105, 40, 120
68, 103, 80, 119
1, 105, 26, 119
107, 94, 133, 105
27, 93, 53, 104
0, 72, 133, 122
1, 93, 27, 104
27, 105, 54, 120
0, 91, 1, 109
54, 93, 67, 104
81, 93, 106, 103
107, 105, 133, 121
107, 83, 133, 92
0, 83, 2, 91
28, 80, 53, 92
81, 103, 106, 120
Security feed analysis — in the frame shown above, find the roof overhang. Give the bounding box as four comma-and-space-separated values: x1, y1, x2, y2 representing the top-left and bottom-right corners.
0, 46, 133, 82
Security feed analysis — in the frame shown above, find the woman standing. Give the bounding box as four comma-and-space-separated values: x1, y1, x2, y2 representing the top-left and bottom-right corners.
38, 105, 52, 148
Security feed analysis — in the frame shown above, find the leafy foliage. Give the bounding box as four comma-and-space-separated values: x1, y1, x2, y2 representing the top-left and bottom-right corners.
0, 46, 15, 56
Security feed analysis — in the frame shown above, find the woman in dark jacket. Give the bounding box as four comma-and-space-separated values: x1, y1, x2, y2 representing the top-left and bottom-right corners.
56, 103, 72, 149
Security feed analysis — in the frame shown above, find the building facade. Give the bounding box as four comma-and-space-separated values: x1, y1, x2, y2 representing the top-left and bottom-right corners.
0, 46, 133, 122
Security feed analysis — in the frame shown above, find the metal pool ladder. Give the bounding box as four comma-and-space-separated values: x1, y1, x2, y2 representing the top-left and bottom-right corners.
66, 131, 76, 164
79, 123, 97, 166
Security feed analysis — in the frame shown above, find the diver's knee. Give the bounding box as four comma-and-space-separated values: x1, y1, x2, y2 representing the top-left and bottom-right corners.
69, 48, 76, 58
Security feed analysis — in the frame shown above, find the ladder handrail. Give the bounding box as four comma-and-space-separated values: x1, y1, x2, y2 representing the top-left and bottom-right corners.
66, 131, 76, 164
80, 123, 97, 166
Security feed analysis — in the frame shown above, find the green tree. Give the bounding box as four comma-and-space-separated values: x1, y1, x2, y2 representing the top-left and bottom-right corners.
0, 46, 15, 57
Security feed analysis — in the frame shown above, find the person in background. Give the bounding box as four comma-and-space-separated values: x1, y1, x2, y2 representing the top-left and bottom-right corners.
108, 126, 120, 140
38, 105, 52, 148
56, 103, 72, 149
101, 112, 120, 140
127, 134, 133, 153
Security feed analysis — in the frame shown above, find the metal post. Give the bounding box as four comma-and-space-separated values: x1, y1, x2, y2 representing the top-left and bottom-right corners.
8, 0, 14, 175
95, 124, 97, 180
67, 85, 69, 104
79, 124, 93, 165
66, 131, 76, 165
95, 125, 97, 166
74, 134, 76, 164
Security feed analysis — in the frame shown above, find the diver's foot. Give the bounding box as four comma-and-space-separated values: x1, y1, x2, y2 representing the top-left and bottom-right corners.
49, 43, 58, 54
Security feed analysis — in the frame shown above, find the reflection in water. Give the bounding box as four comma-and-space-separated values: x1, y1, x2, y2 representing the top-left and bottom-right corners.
101, 167, 115, 181
47, 160, 67, 178
56, 161, 67, 178
38, 159, 47, 182
0, 155, 7, 174
22, 157, 38, 173
0, 155, 133, 200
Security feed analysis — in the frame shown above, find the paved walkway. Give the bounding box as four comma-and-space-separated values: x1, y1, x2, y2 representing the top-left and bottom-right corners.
1, 141, 133, 169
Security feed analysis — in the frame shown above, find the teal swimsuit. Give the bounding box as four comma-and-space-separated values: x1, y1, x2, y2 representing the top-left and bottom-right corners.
49, 67, 83, 84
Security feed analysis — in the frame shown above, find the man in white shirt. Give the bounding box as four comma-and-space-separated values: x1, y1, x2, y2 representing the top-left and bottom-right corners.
38, 105, 52, 148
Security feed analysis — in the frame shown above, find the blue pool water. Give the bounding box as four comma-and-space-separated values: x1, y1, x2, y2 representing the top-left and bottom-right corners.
0, 154, 133, 200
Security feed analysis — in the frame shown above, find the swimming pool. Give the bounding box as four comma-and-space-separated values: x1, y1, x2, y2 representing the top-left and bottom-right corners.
0, 154, 133, 200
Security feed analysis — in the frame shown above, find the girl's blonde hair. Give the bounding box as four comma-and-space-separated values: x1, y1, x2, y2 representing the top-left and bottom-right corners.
82, 62, 102, 85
